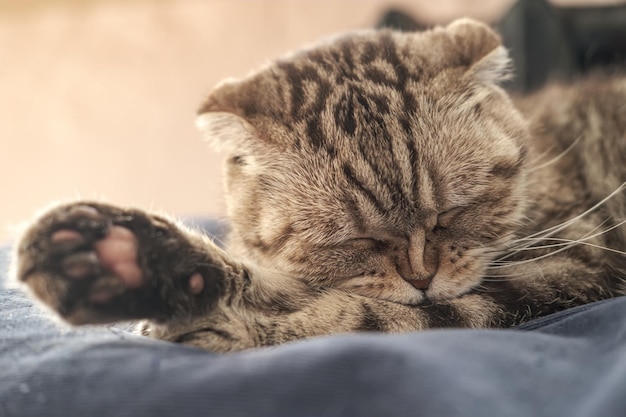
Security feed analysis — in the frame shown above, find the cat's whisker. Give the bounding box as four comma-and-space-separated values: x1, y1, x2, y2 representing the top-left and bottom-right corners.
556, 239, 626, 256
484, 269, 518, 274
487, 217, 626, 269
526, 144, 556, 168
508, 216, 619, 249
513, 214, 615, 244
536, 181, 626, 236
509, 217, 610, 248
482, 266, 542, 281
473, 284, 491, 291
487, 239, 620, 270
495, 182, 626, 261
526, 134, 583, 173
506, 237, 626, 256
486, 259, 518, 265
503, 216, 626, 258
482, 276, 525, 282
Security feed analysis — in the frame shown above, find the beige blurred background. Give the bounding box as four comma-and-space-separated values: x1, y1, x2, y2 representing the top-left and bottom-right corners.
0, 0, 619, 242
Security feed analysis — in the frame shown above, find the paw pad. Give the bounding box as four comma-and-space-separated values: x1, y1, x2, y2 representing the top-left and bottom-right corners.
188, 273, 204, 295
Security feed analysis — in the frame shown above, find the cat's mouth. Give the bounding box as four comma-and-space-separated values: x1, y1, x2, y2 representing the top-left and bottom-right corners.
405, 277, 432, 290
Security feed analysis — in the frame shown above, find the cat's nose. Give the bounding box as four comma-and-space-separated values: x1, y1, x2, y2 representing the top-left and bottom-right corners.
395, 232, 437, 289
395, 258, 434, 289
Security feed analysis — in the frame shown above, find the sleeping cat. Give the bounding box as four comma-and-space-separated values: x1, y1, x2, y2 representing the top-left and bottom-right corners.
12, 18, 626, 352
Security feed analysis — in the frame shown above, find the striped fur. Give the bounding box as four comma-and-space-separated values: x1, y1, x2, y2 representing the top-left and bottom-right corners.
14, 19, 626, 352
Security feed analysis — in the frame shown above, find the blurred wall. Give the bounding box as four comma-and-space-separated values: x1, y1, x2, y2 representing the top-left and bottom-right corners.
2, 0, 606, 241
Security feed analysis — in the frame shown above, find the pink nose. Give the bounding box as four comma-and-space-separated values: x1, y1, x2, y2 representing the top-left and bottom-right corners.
406, 276, 432, 290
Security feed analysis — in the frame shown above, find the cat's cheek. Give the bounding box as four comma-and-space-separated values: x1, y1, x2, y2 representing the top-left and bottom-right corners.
425, 260, 485, 301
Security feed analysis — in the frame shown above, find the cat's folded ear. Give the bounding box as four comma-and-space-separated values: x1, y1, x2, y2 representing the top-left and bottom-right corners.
445, 18, 512, 85
195, 79, 260, 152
196, 74, 286, 151
195, 110, 255, 153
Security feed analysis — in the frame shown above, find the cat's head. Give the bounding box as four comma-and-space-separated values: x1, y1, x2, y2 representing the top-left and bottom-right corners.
196, 18, 529, 304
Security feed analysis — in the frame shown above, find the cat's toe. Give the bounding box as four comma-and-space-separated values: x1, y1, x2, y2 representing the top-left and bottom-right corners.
61, 251, 100, 279
51, 229, 83, 244
63, 204, 100, 218
50, 204, 108, 231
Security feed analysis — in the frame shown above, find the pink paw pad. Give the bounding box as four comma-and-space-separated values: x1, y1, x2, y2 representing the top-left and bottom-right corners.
94, 226, 143, 288
188, 273, 204, 294
51, 230, 83, 243
68, 205, 101, 219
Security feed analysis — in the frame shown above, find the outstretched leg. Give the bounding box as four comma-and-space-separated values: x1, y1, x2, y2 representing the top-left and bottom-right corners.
15, 202, 617, 353
13, 202, 433, 351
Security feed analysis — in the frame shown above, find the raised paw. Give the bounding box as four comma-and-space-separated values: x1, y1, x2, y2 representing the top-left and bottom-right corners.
15, 202, 214, 325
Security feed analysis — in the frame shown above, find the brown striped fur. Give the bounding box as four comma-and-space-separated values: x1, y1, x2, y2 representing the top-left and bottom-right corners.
13, 19, 626, 352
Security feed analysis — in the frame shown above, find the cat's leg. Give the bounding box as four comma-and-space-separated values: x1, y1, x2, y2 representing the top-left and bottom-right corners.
15, 202, 618, 353
13, 201, 425, 351
144, 279, 504, 352
146, 255, 618, 352
11, 201, 475, 351
14, 202, 244, 325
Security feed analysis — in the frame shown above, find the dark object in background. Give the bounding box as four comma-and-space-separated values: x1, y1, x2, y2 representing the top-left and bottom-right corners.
377, 0, 626, 93
376, 8, 428, 32
500, 0, 626, 92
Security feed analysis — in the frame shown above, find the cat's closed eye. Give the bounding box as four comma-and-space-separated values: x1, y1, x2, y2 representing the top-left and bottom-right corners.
344, 238, 387, 251
435, 207, 464, 230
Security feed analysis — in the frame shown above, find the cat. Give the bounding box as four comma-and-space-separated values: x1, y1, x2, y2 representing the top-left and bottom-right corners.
12, 18, 626, 352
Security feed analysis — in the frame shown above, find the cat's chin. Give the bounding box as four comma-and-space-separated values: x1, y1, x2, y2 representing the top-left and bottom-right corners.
380, 290, 426, 306
336, 275, 427, 305
424, 279, 479, 303
352, 288, 426, 306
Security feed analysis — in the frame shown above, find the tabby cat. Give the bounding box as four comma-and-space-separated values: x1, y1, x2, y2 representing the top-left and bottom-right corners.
12, 19, 626, 352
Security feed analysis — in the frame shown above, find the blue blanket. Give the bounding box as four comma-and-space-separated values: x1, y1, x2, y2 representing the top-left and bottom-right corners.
2, 241, 626, 417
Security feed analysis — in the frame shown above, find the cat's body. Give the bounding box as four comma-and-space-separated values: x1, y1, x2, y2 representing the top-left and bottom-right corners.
12, 19, 626, 352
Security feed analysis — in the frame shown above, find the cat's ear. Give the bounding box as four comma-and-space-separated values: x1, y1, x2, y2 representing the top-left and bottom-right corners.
195, 79, 258, 152
195, 111, 259, 152
446, 18, 511, 85
196, 76, 285, 151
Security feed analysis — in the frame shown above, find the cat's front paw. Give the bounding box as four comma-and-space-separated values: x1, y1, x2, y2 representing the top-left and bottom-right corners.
15, 202, 209, 324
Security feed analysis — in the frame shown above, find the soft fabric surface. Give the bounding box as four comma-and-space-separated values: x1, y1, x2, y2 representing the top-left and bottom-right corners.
2, 241, 626, 417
